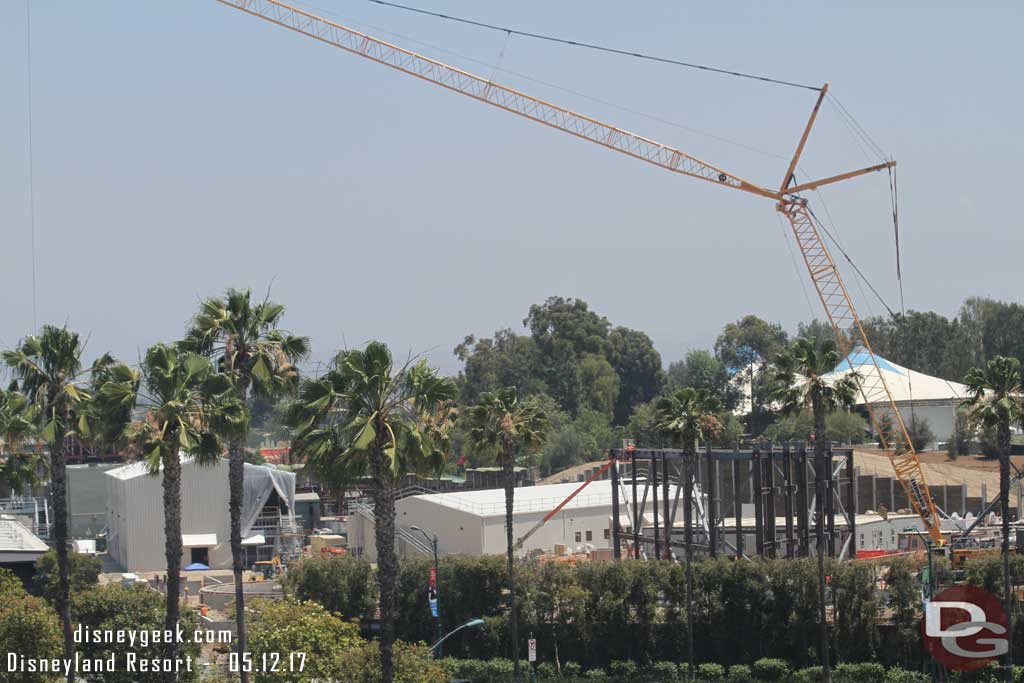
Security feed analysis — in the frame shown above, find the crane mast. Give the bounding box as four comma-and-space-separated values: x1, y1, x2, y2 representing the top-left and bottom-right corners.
216, 0, 944, 543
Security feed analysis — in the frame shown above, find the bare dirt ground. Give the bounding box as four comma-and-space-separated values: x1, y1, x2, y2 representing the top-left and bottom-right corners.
853, 449, 1023, 500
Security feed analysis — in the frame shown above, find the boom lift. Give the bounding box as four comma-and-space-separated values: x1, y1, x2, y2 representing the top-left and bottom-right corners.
217, 0, 945, 545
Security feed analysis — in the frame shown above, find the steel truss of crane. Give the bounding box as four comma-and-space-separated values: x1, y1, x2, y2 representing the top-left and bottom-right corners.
608, 446, 858, 562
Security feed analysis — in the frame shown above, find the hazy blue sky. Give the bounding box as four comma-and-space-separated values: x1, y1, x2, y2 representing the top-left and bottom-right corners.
1, 1, 1020, 374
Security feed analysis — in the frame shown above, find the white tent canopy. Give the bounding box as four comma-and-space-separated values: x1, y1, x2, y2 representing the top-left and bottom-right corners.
823, 349, 969, 404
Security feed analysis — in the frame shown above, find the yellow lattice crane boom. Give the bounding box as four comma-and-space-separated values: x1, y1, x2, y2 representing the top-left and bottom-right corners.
216, 0, 944, 544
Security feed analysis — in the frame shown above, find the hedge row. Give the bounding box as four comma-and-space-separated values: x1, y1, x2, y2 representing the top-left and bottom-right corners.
440, 658, 1024, 683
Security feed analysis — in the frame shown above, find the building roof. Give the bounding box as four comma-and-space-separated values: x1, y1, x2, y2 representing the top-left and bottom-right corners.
0, 514, 49, 555
408, 480, 614, 518
823, 348, 969, 403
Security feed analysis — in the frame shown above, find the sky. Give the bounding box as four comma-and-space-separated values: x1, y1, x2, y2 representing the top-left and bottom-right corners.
0, 1, 1020, 375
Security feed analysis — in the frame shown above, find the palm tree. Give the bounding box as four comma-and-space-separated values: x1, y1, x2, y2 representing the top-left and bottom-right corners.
182, 288, 309, 675
769, 336, 860, 683
962, 355, 1024, 683
288, 342, 455, 683
0, 388, 45, 495
95, 344, 246, 679
3, 326, 101, 682
655, 387, 722, 680
467, 387, 548, 680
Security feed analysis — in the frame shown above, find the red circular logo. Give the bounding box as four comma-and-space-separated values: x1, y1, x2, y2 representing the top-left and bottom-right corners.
922, 585, 1008, 672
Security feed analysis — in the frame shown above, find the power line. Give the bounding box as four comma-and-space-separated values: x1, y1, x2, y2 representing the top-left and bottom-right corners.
293, 1, 792, 161
363, 0, 822, 91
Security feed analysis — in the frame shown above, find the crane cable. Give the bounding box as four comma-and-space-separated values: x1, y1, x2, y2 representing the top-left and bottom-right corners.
363, 0, 822, 91
25, 0, 38, 330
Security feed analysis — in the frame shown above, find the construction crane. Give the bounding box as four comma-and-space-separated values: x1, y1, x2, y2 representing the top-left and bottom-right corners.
216, 0, 944, 544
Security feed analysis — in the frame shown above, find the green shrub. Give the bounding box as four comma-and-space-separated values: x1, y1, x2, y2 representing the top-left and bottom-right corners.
584, 669, 610, 682
563, 662, 583, 678
883, 668, 930, 683
483, 657, 515, 682
751, 658, 789, 681
726, 664, 752, 683
609, 660, 638, 681
834, 662, 886, 683
696, 662, 726, 682
791, 666, 823, 683
536, 662, 558, 680
647, 661, 680, 682
453, 659, 489, 682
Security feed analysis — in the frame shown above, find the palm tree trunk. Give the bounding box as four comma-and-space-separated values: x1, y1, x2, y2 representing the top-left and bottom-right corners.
813, 404, 832, 683
684, 449, 695, 681
228, 439, 249, 683
230, 376, 251, 683
1000, 420, 1014, 683
162, 446, 183, 683
50, 431, 74, 683
503, 450, 520, 680
371, 443, 398, 683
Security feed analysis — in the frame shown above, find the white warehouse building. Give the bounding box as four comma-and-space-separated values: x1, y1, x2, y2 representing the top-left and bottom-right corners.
350, 481, 616, 560
105, 457, 297, 572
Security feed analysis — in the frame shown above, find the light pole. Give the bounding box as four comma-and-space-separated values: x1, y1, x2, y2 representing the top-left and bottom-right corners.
410, 525, 442, 658
430, 618, 485, 655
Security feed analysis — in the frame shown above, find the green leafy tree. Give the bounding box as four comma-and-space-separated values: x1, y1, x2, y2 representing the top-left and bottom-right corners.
453, 330, 544, 406
32, 550, 101, 605
0, 591, 63, 683
577, 353, 620, 418
666, 349, 739, 410
962, 355, 1024, 681
606, 327, 664, 425
715, 315, 788, 433
72, 583, 200, 683
282, 555, 376, 621
468, 387, 548, 679
769, 336, 860, 683
95, 344, 246, 672
248, 597, 363, 683
288, 342, 456, 683
182, 288, 309, 678
656, 387, 722, 679
3, 326, 110, 680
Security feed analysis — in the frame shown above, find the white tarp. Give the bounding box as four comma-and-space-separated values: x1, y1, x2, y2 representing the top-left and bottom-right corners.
241, 534, 265, 546
241, 462, 296, 537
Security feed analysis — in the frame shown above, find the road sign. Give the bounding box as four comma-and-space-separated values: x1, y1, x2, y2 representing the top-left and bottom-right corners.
528, 638, 537, 662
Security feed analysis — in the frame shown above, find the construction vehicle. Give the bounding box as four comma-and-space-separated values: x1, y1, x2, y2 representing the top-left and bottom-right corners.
252, 554, 282, 579
217, 0, 944, 545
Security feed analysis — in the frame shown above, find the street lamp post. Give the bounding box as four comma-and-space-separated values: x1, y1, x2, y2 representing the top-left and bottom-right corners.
411, 526, 443, 658
430, 619, 485, 655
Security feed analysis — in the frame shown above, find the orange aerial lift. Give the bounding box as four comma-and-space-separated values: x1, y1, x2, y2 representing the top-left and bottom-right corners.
216, 0, 945, 545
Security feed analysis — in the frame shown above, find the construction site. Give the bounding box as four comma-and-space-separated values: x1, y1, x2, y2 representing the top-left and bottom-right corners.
2, 1, 1019, 681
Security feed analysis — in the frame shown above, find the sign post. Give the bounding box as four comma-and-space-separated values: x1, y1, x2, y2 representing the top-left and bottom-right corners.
528, 634, 537, 683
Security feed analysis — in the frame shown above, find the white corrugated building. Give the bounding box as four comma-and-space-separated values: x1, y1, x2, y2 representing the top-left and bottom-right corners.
824, 349, 969, 446
105, 457, 296, 572
350, 481, 616, 560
